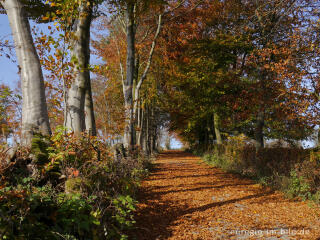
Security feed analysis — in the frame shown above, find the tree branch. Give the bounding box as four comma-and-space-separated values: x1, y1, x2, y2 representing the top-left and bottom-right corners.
136, 14, 162, 92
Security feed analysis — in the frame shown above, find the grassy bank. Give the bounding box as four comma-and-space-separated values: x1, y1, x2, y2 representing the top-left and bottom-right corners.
195, 135, 320, 204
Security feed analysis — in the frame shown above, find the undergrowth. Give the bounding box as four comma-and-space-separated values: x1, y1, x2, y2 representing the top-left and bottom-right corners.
0, 127, 153, 240
198, 134, 320, 205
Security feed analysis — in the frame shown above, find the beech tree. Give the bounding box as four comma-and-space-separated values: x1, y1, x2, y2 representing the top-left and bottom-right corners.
120, 0, 163, 150
1, 0, 51, 145
65, 0, 96, 136
94, 0, 187, 152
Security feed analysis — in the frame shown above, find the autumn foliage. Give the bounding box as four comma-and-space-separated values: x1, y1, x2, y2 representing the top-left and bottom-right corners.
1, 0, 320, 239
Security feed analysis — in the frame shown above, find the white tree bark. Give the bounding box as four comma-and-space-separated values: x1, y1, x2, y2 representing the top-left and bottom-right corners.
2, 0, 51, 145
123, 2, 135, 150
65, 1, 96, 135
137, 106, 144, 147
84, 80, 96, 136
133, 14, 162, 117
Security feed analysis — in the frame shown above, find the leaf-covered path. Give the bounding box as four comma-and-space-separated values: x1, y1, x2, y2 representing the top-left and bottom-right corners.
129, 151, 320, 240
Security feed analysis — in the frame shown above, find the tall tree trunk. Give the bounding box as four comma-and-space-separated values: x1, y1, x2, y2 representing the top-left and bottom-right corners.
255, 71, 266, 150
85, 79, 96, 136
131, 14, 162, 151
150, 106, 156, 153
3, 0, 51, 145
136, 101, 142, 146
204, 126, 209, 148
207, 115, 214, 145
254, 111, 265, 150
143, 105, 150, 155
165, 134, 171, 150
133, 14, 162, 116
214, 111, 222, 145
138, 107, 144, 147
65, 1, 95, 135
123, 2, 135, 150
152, 129, 156, 153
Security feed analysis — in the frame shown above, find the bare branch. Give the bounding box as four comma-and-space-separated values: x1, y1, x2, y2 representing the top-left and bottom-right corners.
114, 38, 125, 86
133, 14, 162, 115
137, 14, 162, 92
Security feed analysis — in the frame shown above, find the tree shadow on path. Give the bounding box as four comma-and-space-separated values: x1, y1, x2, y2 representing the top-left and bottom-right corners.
127, 151, 280, 240
129, 187, 275, 240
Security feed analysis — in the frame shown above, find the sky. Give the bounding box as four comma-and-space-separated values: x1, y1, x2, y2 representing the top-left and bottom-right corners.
0, 14, 107, 86
0, 15, 19, 88
0, 15, 74, 87
171, 138, 183, 149
0, 15, 59, 89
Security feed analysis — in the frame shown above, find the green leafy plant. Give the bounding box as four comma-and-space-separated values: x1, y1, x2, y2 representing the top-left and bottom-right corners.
286, 170, 311, 200
0, 126, 154, 239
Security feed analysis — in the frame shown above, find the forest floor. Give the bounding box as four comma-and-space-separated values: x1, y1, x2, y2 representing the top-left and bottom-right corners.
129, 150, 320, 240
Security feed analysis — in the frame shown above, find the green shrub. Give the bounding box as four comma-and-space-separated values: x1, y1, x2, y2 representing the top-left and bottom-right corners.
286, 170, 311, 200
203, 151, 239, 174
257, 176, 272, 187
0, 184, 99, 240
311, 191, 320, 204
105, 195, 137, 239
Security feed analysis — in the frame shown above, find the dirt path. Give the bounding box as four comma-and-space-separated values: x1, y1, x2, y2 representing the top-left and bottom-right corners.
129, 151, 320, 240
